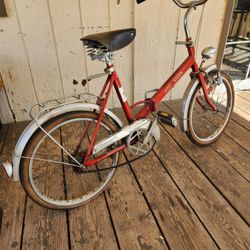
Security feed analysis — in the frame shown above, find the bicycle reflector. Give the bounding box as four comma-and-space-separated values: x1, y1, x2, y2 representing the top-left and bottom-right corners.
136, 0, 146, 4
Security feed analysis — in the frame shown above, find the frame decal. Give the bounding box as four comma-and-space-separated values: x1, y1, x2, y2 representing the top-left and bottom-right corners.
119, 87, 128, 102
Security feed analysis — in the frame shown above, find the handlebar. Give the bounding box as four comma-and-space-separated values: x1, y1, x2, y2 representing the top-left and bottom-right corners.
172, 0, 208, 8
136, 0, 208, 8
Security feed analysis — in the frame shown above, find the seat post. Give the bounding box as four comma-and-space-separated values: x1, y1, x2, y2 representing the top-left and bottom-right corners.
104, 52, 115, 66
104, 52, 116, 73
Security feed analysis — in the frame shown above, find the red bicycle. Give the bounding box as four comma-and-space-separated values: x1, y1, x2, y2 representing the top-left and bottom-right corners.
4, 0, 234, 209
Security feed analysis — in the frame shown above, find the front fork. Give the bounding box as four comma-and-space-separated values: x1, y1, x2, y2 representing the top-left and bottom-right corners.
197, 71, 218, 111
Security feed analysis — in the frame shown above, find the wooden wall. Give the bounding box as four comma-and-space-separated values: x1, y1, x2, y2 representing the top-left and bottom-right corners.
0, 0, 227, 123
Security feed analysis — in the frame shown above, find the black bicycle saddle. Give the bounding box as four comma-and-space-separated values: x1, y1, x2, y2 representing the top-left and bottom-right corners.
81, 28, 136, 51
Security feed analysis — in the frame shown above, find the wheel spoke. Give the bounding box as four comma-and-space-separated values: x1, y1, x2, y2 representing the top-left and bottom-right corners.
188, 72, 233, 144
22, 113, 119, 208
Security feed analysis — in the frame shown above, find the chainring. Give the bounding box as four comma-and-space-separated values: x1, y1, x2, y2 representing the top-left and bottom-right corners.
126, 128, 155, 156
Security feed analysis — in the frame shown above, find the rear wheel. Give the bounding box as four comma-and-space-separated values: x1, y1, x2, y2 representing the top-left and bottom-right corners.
20, 111, 120, 209
187, 71, 234, 146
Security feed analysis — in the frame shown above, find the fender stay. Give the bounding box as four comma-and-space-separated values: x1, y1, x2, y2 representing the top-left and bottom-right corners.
12, 103, 123, 181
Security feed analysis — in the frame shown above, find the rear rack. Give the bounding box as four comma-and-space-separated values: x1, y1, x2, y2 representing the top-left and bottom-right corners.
29, 92, 98, 120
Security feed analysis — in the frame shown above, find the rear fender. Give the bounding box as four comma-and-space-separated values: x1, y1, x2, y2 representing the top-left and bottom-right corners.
12, 103, 123, 181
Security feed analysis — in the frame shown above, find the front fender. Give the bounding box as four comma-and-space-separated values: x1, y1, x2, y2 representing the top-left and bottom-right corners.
181, 64, 218, 132
12, 103, 123, 181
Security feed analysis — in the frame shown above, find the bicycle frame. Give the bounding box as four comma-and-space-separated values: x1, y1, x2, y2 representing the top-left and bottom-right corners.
83, 43, 218, 167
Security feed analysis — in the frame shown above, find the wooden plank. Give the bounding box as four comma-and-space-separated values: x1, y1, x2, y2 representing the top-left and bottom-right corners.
235, 95, 250, 115
60, 120, 118, 249
152, 121, 250, 249
231, 110, 250, 131
130, 152, 218, 249
22, 204, 68, 249
112, 108, 217, 248
68, 196, 118, 250
225, 119, 250, 152
164, 100, 250, 180
163, 103, 250, 223
105, 161, 168, 250
48, 0, 88, 96
109, 0, 134, 105
21, 126, 69, 249
0, 90, 13, 123
0, 0, 38, 122
15, 0, 64, 102
0, 122, 27, 249
237, 91, 250, 102
60, 116, 165, 248
233, 100, 250, 122
218, 91, 250, 130
134, 0, 179, 102
211, 135, 250, 182
109, 109, 171, 248
0, 124, 8, 154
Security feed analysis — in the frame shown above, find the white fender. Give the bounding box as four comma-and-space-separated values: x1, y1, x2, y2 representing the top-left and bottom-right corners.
12, 103, 123, 181
181, 64, 218, 132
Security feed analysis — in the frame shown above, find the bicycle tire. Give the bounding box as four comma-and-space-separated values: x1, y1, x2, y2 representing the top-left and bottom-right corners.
20, 111, 120, 209
186, 71, 234, 146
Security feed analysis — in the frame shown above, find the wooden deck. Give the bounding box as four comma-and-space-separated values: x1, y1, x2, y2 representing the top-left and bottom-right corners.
0, 91, 249, 249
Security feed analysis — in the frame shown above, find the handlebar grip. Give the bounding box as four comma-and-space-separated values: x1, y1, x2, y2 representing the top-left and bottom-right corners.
136, 0, 146, 4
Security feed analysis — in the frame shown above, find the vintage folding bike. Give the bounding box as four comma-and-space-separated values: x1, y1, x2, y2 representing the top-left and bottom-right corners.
3, 0, 234, 209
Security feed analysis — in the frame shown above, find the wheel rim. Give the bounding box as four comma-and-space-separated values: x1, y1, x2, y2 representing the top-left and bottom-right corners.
189, 75, 233, 143
28, 117, 117, 207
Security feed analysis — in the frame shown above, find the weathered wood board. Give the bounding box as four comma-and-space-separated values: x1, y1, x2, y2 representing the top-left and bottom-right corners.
0, 123, 27, 249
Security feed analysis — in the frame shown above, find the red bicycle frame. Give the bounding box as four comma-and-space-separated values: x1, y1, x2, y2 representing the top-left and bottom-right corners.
83, 43, 217, 167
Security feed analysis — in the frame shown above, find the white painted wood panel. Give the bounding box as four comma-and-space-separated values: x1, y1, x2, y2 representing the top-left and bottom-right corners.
48, 0, 88, 96
134, 0, 180, 102
0, 89, 13, 123
197, 0, 227, 61
109, 0, 134, 106
0, 0, 228, 123
15, 0, 64, 102
0, 0, 38, 122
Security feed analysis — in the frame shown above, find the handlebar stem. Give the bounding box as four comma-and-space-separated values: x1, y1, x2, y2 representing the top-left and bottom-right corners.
184, 5, 195, 39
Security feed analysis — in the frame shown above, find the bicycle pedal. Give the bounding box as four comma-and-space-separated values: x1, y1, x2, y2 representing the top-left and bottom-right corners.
157, 111, 178, 128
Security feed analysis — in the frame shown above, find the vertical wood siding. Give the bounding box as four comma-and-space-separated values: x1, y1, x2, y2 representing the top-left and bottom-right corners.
0, 0, 227, 123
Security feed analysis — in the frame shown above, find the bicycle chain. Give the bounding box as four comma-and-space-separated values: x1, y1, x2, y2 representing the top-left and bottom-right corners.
77, 147, 153, 174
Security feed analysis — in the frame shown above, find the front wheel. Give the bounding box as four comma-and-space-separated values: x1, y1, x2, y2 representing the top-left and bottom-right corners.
187, 71, 234, 146
20, 111, 120, 209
